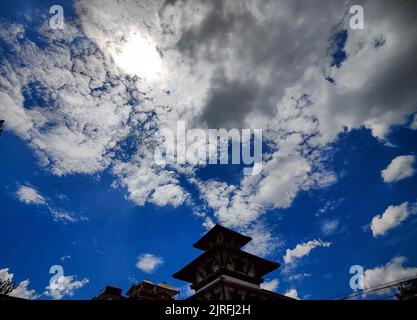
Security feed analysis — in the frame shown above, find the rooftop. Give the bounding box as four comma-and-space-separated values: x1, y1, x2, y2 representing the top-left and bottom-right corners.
193, 224, 252, 250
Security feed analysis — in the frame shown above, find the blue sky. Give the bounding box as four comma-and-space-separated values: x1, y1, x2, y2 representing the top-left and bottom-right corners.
1, 0, 417, 300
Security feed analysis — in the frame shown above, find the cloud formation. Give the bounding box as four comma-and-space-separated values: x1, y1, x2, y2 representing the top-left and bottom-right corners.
0, 20, 134, 176
321, 219, 340, 236
381, 155, 416, 183
44, 275, 89, 300
136, 253, 164, 274
284, 288, 299, 299
0, 268, 39, 300
371, 202, 416, 237
14, 184, 88, 224
283, 240, 332, 264
260, 279, 279, 292
16, 185, 45, 205
1, 0, 417, 255
364, 257, 417, 294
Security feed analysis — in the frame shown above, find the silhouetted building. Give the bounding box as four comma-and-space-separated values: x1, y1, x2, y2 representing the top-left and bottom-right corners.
127, 280, 179, 300
173, 224, 293, 300
93, 281, 179, 300
93, 286, 125, 300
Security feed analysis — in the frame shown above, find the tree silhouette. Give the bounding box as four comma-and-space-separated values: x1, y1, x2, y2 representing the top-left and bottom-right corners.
0, 278, 16, 295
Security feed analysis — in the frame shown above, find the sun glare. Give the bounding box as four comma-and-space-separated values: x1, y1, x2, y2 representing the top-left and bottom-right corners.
109, 34, 162, 80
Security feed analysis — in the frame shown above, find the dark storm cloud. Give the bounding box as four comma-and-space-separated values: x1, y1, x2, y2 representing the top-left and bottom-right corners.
200, 69, 259, 128
170, 0, 417, 138
177, 0, 251, 61
174, 0, 346, 129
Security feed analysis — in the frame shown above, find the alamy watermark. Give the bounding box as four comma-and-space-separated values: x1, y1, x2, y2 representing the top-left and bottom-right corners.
49, 5, 65, 30
349, 5, 364, 30
154, 121, 262, 176
49, 264, 65, 290
349, 265, 365, 291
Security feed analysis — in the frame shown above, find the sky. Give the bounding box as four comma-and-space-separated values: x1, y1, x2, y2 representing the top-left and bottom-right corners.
0, 0, 417, 300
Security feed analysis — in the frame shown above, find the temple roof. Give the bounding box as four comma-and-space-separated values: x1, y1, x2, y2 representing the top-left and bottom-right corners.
173, 243, 280, 283
127, 280, 179, 297
157, 282, 179, 293
174, 225, 280, 284
193, 224, 252, 250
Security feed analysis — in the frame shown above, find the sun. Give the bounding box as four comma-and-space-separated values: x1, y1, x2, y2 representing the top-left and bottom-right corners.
109, 34, 162, 80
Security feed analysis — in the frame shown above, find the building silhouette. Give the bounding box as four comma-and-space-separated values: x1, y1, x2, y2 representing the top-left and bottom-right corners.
93, 286, 126, 300
94, 281, 179, 300
127, 280, 179, 300
93, 224, 292, 300
173, 224, 292, 300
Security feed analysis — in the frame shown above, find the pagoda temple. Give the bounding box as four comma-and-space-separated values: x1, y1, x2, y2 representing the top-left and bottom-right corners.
173, 224, 293, 300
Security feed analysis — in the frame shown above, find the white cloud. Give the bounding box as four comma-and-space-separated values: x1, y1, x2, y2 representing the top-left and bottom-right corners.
136, 254, 164, 274
151, 184, 187, 208
16, 185, 45, 205
49, 208, 88, 224
72, 0, 417, 235
193, 133, 336, 230
363, 257, 417, 295
261, 279, 279, 292
0, 268, 39, 300
288, 273, 311, 282
241, 223, 283, 258
0, 20, 133, 176
60, 255, 71, 262
284, 288, 299, 299
381, 155, 416, 183
371, 202, 416, 237
10, 280, 39, 300
113, 157, 188, 208
0, 268, 13, 282
321, 219, 340, 236
317, 199, 344, 215
283, 240, 332, 264
15, 184, 87, 224
44, 275, 89, 300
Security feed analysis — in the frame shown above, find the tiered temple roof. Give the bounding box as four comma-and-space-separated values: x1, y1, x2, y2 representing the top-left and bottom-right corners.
173, 224, 293, 300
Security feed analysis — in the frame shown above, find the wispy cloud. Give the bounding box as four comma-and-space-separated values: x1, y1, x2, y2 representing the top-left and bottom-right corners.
44, 275, 89, 300
15, 184, 88, 224
60, 255, 71, 262
283, 240, 332, 265
320, 219, 340, 236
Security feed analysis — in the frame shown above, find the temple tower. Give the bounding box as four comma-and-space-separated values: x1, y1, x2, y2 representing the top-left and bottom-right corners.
173, 224, 292, 300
